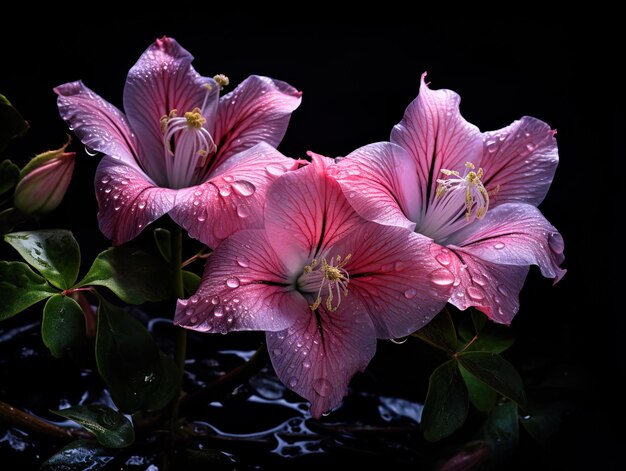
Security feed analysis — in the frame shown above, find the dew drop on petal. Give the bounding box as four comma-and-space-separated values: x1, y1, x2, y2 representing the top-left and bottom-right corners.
467, 286, 486, 301
214, 306, 224, 317
185, 308, 195, 316
138, 201, 146, 209
486, 140, 497, 152
190, 295, 199, 304
211, 296, 219, 305
265, 164, 285, 176
223, 175, 234, 182
237, 204, 251, 218
273, 348, 282, 356
219, 185, 232, 197
288, 377, 298, 387
428, 268, 455, 286
497, 285, 509, 296
197, 212, 207, 222
404, 288, 417, 299
236, 256, 250, 268
226, 276, 240, 289
231, 181, 256, 196
313, 378, 333, 397
391, 337, 408, 345
303, 360, 311, 369
494, 242, 505, 250
436, 252, 451, 266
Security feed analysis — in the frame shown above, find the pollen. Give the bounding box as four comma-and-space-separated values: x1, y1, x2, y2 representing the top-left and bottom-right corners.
213, 74, 230, 88
299, 254, 352, 312
184, 108, 207, 128
436, 161, 490, 222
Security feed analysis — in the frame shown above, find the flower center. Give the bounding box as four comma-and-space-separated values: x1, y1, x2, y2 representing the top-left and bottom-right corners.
160, 83, 217, 189
297, 254, 351, 312
436, 162, 490, 221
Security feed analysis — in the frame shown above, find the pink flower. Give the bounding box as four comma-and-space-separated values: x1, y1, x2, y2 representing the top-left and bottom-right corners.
331, 74, 565, 324
174, 155, 451, 417
55, 37, 302, 247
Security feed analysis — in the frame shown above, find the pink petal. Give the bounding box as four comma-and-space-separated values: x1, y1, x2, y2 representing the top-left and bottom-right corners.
96, 157, 176, 245
266, 299, 376, 418
123, 37, 219, 184
213, 75, 302, 168
431, 243, 530, 324
330, 223, 451, 338
54, 81, 138, 166
174, 229, 303, 333
452, 203, 566, 281
481, 116, 558, 206
265, 154, 363, 270
169, 143, 299, 248
390, 73, 483, 217
330, 142, 420, 230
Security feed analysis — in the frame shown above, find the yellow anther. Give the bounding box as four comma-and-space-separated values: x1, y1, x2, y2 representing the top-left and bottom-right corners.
184, 108, 206, 128
213, 74, 230, 88
300, 254, 351, 313
437, 162, 490, 222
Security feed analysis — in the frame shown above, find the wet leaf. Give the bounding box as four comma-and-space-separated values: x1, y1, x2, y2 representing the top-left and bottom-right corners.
52, 405, 134, 448
42, 294, 86, 358
459, 364, 498, 412
4, 230, 80, 289
39, 440, 117, 470
458, 314, 515, 353
412, 308, 456, 353
421, 360, 468, 441
78, 247, 172, 304
182, 270, 201, 295
0, 94, 29, 153
457, 352, 525, 405
95, 299, 180, 413
0, 159, 20, 197
153, 227, 171, 263
0, 261, 56, 321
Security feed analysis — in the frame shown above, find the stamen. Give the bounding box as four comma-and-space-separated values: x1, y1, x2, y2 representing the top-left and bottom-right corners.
436, 161, 490, 222
299, 255, 351, 312
213, 74, 230, 88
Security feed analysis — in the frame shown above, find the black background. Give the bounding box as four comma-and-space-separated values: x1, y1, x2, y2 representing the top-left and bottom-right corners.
1, 14, 615, 469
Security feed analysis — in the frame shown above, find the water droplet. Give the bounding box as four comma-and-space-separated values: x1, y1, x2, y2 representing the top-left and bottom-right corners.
288, 377, 298, 387
428, 268, 455, 286
214, 306, 224, 317
189, 295, 199, 304
226, 276, 240, 289
347, 168, 360, 176
237, 204, 251, 218
138, 201, 146, 209
486, 140, 497, 152
190, 316, 198, 324
391, 337, 408, 345
231, 181, 256, 197
197, 212, 207, 222
219, 185, 232, 197
233, 298, 240, 303
497, 285, 509, 296
494, 242, 505, 250
303, 360, 311, 369
404, 288, 417, 299
85, 146, 98, 156
467, 286, 485, 300
313, 378, 332, 397
223, 175, 234, 182
104, 187, 112, 194
121, 179, 129, 185
100, 176, 110, 184
227, 315, 233, 323
193, 200, 200, 206
526, 143, 536, 152
436, 252, 451, 266
348, 191, 356, 198
522, 414, 532, 420
211, 296, 219, 305
185, 308, 195, 316
236, 256, 250, 268
265, 164, 285, 176
194, 190, 202, 196
273, 348, 282, 356
456, 291, 465, 298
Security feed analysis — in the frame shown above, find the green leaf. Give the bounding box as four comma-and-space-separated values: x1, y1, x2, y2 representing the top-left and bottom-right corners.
153, 228, 172, 263
182, 270, 201, 295
481, 400, 519, 458
95, 299, 180, 413
459, 365, 498, 412
0, 261, 56, 321
421, 360, 468, 441
52, 405, 134, 448
42, 294, 87, 358
39, 440, 117, 470
4, 230, 80, 289
458, 314, 515, 353
412, 308, 456, 353
0, 94, 29, 153
77, 247, 173, 304
0, 159, 20, 197
457, 352, 525, 405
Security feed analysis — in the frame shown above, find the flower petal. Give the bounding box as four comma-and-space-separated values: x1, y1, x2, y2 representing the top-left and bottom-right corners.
213, 75, 302, 168
390, 73, 483, 222
331, 142, 419, 230
169, 143, 299, 248
265, 154, 363, 270
330, 223, 451, 338
123, 37, 218, 184
431, 243, 530, 325
267, 299, 376, 418
54, 81, 138, 166
481, 116, 558, 206
174, 229, 303, 333
96, 157, 176, 245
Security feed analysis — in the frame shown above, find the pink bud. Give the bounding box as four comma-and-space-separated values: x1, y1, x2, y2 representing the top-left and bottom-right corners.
14, 144, 75, 215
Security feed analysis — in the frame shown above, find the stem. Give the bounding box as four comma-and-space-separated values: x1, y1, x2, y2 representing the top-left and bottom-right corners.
181, 247, 209, 268
0, 400, 91, 441
178, 345, 269, 416
72, 291, 96, 339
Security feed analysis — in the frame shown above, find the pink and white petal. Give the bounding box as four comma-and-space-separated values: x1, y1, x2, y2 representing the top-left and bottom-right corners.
174, 230, 304, 333
265, 154, 363, 270
123, 37, 218, 182
95, 157, 176, 245
267, 299, 376, 418
330, 142, 420, 230
431, 243, 530, 325
481, 116, 558, 206
170, 143, 299, 249
390, 74, 483, 214
329, 223, 451, 338
213, 75, 302, 168
55, 81, 139, 167
452, 203, 566, 282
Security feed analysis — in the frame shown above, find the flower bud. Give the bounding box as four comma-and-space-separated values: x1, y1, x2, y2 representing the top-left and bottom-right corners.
14, 143, 75, 215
